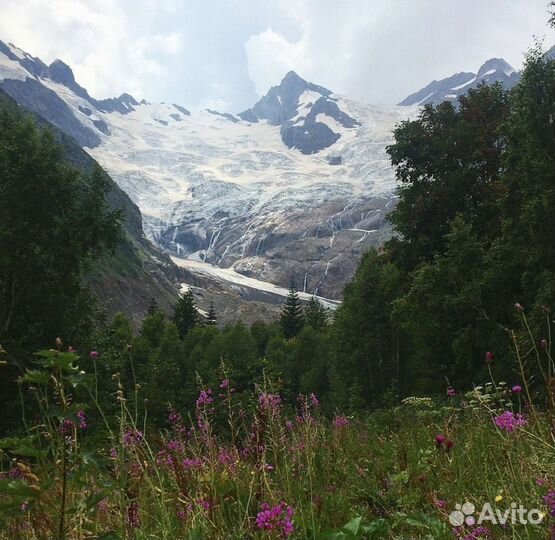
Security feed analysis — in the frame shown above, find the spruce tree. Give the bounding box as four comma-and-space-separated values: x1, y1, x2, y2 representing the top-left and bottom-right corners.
206, 300, 217, 326
280, 287, 304, 339
147, 297, 160, 316
305, 297, 328, 329
174, 289, 200, 339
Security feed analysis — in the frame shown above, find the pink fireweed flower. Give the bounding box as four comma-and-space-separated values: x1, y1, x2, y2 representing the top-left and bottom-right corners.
435, 434, 446, 447
196, 389, 213, 408
123, 429, 144, 447
219, 378, 229, 389
511, 385, 522, 394
447, 387, 456, 397
125, 501, 140, 529
435, 499, 447, 510
493, 411, 527, 433
309, 393, 320, 407
258, 393, 282, 414
333, 415, 350, 428
485, 351, 494, 363
255, 501, 294, 537
77, 410, 88, 430
89, 349, 99, 360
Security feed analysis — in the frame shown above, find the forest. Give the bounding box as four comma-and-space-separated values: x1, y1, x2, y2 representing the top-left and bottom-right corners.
1, 43, 555, 539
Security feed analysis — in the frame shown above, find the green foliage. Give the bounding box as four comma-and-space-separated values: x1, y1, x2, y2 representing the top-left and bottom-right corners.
280, 286, 305, 339
174, 290, 201, 339
0, 105, 121, 349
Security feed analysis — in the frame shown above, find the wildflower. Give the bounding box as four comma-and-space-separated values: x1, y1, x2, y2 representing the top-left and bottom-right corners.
77, 410, 88, 430
285, 420, 294, 430
447, 387, 456, 397
544, 490, 555, 517
493, 411, 527, 433
511, 385, 522, 394
435, 499, 447, 510
495, 494, 503, 502
125, 501, 140, 529
89, 349, 99, 360
444, 439, 454, 452
485, 351, 494, 363
219, 378, 230, 389
537, 477, 546, 486
514, 303, 524, 312
123, 429, 144, 447
435, 434, 446, 447
196, 389, 213, 407
309, 393, 320, 407
67, 346, 76, 353
258, 393, 282, 414
255, 502, 294, 537
333, 415, 350, 428
20, 501, 29, 512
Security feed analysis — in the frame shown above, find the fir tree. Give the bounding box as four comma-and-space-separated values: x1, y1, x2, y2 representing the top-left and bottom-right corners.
206, 300, 217, 326
280, 287, 304, 339
174, 289, 200, 339
305, 297, 328, 329
147, 297, 160, 316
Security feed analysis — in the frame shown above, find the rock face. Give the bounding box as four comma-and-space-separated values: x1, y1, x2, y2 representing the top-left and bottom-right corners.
400, 57, 520, 106
0, 87, 179, 327
239, 71, 360, 154
0, 39, 419, 308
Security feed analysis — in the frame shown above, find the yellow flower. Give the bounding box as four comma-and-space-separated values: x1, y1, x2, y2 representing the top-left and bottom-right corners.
495, 495, 503, 502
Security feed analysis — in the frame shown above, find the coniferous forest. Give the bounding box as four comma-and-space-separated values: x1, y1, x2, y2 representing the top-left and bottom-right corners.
2, 34, 555, 540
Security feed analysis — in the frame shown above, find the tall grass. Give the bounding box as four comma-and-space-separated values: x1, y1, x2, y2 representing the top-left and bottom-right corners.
1, 309, 555, 539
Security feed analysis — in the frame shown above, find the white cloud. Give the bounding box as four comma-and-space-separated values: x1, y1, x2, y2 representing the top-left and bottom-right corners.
245, 28, 311, 93
0, 0, 184, 99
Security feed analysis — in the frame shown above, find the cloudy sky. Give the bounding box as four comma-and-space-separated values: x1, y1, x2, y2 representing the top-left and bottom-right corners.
0, 0, 552, 111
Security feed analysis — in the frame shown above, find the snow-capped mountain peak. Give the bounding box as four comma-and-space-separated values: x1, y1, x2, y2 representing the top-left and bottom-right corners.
239, 70, 359, 154
400, 56, 520, 107
0, 39, 418, 300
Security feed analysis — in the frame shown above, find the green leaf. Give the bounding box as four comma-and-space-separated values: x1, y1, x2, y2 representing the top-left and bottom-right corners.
11, 445, 47, 458
21, 369, 50, 385
342, 516, 363, 536
0, 479, 38, 498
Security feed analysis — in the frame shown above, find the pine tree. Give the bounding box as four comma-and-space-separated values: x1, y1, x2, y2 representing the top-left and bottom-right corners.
305, 297, 328, 329
147, 297, 160, 316
280, 287, 304, 339
206, 300, 217, 326
174, 289, 200, 339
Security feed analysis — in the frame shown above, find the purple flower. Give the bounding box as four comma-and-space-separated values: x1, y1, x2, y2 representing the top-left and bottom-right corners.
511, 385, 522, 394
89, 350, 99, 360
219, 378, 229, 389
435, 434, 446, 447
196, 389, 213, 408
125, 501, 140, 529
123, 429, 144, 447
544, 490, 555, 517
485, 351, 494, 363
435, 499, 447, 509
333, 415, 350, 428
447, 387, 456, 397
309, 393, 320, 407
77, 410, 88, 430
493, 411, 527, 433
255, 502, 294, 537
258, 393, 282, 414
